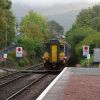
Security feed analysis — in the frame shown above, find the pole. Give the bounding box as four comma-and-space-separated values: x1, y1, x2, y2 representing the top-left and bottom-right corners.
5, 24, 7, 68
16, 21, 19, 46
88, 59, 89, 67
6, 24, 7, 48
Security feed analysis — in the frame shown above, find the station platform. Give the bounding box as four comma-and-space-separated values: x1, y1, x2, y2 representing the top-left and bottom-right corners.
37, 67, 100, 100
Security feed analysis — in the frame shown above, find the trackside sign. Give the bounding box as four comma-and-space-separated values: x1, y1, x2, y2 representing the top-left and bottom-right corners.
16, 47, 23, 58
83, 45, 89, 56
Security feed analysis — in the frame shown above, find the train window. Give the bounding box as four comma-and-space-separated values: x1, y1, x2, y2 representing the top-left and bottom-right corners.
43, 43, 50, 52
60, 45, 64, 52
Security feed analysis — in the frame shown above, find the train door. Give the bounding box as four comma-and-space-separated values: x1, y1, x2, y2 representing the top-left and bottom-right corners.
51, 45, 58, 63
50, 39, 59, 63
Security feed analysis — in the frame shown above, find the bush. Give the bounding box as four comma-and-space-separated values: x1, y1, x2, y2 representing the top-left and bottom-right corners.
80, 55, 94, 67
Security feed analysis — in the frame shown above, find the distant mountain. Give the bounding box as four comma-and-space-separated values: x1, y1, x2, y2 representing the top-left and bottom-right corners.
47, 10, 79, 32
12, 2, 99, 32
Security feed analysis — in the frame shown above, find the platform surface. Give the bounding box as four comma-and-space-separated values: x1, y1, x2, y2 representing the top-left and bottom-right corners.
37, 67, 100, 100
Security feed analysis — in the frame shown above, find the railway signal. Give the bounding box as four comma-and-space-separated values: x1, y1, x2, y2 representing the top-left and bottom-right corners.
83, 45, 89, 56
16, 47, 23, 58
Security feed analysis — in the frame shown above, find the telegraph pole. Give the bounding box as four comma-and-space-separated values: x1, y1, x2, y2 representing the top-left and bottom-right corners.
15, 21, 20, 66
15, 21, 19, 46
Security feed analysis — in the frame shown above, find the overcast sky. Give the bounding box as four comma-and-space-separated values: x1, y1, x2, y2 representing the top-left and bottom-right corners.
12, 0, 100, 6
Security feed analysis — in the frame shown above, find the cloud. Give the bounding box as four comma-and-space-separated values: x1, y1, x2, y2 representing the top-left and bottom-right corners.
12, 0, 100, 7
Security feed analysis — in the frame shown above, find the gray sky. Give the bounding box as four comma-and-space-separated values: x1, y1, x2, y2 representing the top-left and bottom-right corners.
12, 0, 100, 6
12, 0, 100, 31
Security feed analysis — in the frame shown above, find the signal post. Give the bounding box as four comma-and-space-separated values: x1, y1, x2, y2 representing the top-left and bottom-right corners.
16, 47, 23, 66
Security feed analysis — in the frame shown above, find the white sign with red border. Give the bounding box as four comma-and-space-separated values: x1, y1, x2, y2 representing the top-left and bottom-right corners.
16, 47, 23, 57
83, 45, 89, 56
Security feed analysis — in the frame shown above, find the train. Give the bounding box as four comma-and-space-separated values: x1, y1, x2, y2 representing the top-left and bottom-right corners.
42, 38, 70, 70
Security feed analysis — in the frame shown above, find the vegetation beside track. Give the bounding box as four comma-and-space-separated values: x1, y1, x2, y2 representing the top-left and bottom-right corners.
0, 1, 100, 67
65, 4, 100, 67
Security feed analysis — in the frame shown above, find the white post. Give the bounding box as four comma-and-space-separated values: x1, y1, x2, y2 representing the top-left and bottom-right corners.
87, 54, 90, 67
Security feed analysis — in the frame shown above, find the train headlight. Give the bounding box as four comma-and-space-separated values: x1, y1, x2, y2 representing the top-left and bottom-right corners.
59, 52, 65, 60
44, 52, 49, 60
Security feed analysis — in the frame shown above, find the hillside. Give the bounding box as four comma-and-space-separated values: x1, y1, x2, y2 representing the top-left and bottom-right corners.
12, 2, 98, 32
47, 10, 79, 32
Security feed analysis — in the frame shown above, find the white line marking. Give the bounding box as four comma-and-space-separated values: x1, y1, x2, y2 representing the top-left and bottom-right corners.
36, 67, 68, 100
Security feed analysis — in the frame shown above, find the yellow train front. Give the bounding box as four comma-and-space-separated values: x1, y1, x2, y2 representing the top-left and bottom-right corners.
42, 39, 70, 70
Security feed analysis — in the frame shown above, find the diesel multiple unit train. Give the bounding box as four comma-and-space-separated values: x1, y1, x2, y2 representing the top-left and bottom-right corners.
42, 39, 70, 69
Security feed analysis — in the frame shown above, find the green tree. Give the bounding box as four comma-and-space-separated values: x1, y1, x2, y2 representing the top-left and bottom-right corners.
76, 4, 100, 31
0, 0, 15, 49
66, 26, 96, 48
18, 36, 42, 66
47, 20, 64, 35
65, 26, 96, 64
97, 21, 100, 31
75, 32, 100, 57
92, 4, 100, 17
18, 36, 42, 57
20, 11, 48, 42
65, 4, 100, 65
91, 17, 100, 30
76, 8, 93, 27
19, 11, 49, 66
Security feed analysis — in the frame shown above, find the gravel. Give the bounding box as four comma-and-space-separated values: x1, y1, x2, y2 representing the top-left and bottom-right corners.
62, 75, 100, 100
0, 73, 41, 100
11, 74, 57, 100
0, 72, 24, 84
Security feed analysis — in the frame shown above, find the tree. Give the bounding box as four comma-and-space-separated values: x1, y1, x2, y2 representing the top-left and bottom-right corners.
75, 32, 100, 57
92, 4, 100, 17
91, 17, 100, 30
97, 21, 100, 31
20, 11, 48, 42
76, 8, 93, 27
0, 0, 15, 49
65, 4, 100, 65
65, 26, 96, 64
76, 4, 100, 31
65, 26, 96, 48
47, 20, 64, 35
18, 36, 42, 57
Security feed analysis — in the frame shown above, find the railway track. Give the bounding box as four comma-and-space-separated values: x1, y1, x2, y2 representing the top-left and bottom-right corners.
0, 72, 57, 100
0, 63, 43, 85
0, 72, 28, 86
6, 73, 48, 100
6, 73, 57, 100
0, 63, 59, 100
0, 72, 45, 100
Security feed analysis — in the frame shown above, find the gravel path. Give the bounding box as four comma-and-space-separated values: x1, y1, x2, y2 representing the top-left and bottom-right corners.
62, 75, 100, 100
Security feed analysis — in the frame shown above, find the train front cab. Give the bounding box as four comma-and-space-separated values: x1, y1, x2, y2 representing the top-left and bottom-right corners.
43, 39, 69, 69
43, 39, 59, 69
